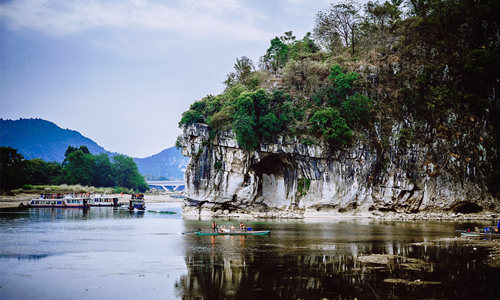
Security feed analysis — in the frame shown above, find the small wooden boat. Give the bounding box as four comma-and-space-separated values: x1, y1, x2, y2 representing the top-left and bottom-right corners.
195, 230, 270, 236
461, 232, 500, 239
147, 210, 176, 214
461, 232, 481, 238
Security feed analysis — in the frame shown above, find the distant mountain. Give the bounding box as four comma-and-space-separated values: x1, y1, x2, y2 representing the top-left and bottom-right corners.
0, 118, 108, 162
0, 118, 187, 179
134, 147, 188, 180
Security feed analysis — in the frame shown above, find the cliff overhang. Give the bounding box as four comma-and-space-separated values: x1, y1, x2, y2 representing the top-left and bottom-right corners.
179, 123, 499, 219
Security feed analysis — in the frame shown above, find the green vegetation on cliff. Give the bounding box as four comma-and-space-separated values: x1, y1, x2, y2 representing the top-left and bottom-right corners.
179, 0, 500, 196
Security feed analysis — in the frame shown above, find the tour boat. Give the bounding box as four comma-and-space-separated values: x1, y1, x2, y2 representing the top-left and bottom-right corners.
27, 194, 90, 208
195, 230, 270, 236
129, 194, 146, 210
89, 195, 122, 207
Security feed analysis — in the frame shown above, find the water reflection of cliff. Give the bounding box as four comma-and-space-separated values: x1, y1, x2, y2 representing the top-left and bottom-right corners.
177, 231, 500, 299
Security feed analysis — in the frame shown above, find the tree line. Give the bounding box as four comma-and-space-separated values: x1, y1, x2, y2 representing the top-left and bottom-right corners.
0, 146, 148, 192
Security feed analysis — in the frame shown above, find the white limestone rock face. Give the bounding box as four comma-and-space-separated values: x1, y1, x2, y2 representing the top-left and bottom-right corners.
179, 123, 499, 218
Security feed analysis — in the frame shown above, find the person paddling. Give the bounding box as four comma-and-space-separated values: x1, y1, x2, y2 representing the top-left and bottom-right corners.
212, 221, 218, 233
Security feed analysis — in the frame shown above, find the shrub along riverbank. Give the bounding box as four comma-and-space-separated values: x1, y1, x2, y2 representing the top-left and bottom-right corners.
5, 184, 129, 196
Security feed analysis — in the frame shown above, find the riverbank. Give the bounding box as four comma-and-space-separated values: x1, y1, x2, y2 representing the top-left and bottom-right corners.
182, 204, 498, 221
0, 193, 184, 208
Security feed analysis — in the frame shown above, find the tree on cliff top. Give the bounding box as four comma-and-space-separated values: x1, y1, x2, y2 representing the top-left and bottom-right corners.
314, 0, 361, 53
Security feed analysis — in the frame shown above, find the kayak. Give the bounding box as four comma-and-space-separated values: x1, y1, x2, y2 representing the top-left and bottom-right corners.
147, 210, 176, 214
461, 232, 481, 237
195, 230, 270, 236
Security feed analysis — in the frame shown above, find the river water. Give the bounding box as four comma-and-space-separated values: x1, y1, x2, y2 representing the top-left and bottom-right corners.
0, 203, 498, 299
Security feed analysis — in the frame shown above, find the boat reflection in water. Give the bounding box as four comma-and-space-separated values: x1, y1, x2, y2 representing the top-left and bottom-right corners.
177, 220, 500, 299
20, 206, 145, 221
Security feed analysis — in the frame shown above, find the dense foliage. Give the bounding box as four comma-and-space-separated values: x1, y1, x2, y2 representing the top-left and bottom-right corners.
0, 146, 148, 192
179, 63, 370, 149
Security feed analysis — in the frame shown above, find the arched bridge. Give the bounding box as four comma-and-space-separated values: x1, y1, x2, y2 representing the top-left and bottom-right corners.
147, 180, 185, 191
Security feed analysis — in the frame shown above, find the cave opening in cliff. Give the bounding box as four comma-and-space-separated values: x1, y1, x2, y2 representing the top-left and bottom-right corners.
251, 155, 294, 205
453, 202, 483, 214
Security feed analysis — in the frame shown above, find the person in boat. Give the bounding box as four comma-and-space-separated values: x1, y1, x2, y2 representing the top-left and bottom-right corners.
239, 222, 245, 231
212, 221, 218, 233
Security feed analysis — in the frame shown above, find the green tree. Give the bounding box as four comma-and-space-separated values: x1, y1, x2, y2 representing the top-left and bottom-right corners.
288, 32, 320, 59
234, 56, 254, 84
365, 1, 402, 31
310, 108, 352, 146
314, 0, 360, 54
112, 155, 148, 192
312, 65, 359, 107
93, 153, 114, 187
329, 65, 359, 98
63, 145, 91, 165
341, 92, 373, 126
232, 92, 258, 150
64, 150, 96, 186
260, 37, 289, 73
25, 159, 63, 185
0, 147, 26, 190
463, 49, 498, 97
257, 112, 281, 140
178, 109, 204, 126
233, 115, 258, 150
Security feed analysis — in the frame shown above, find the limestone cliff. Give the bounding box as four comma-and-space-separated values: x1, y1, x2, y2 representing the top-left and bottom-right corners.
179, 121, 499, 218
176, 1, 500, 218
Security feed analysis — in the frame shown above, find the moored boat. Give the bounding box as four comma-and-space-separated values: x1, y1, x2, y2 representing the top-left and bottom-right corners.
195, 230, 270, 236
26, 194, 90, 208
89, 195, 121, 207
129, 194, 146, 210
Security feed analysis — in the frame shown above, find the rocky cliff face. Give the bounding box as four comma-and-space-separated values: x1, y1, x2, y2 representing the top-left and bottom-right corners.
179, 121, 498, 218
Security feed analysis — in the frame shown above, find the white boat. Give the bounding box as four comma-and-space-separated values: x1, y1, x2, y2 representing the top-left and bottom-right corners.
27, 194, 90, 208
89, 195, 122, 207
129, 194, 146, 210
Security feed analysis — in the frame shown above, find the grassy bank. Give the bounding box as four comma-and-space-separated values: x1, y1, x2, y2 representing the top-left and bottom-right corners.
2, 184, 134, 196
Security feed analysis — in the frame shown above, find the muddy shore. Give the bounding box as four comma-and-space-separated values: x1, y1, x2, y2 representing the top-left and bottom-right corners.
357, 238, 500, 270
183, 204, 499, 221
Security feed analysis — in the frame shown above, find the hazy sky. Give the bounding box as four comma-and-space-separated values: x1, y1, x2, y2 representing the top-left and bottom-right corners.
1, 0, 337, 158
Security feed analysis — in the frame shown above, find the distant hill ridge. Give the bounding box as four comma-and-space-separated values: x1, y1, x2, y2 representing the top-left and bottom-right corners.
0, 118, 186, 180
0, 118, 108, 162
